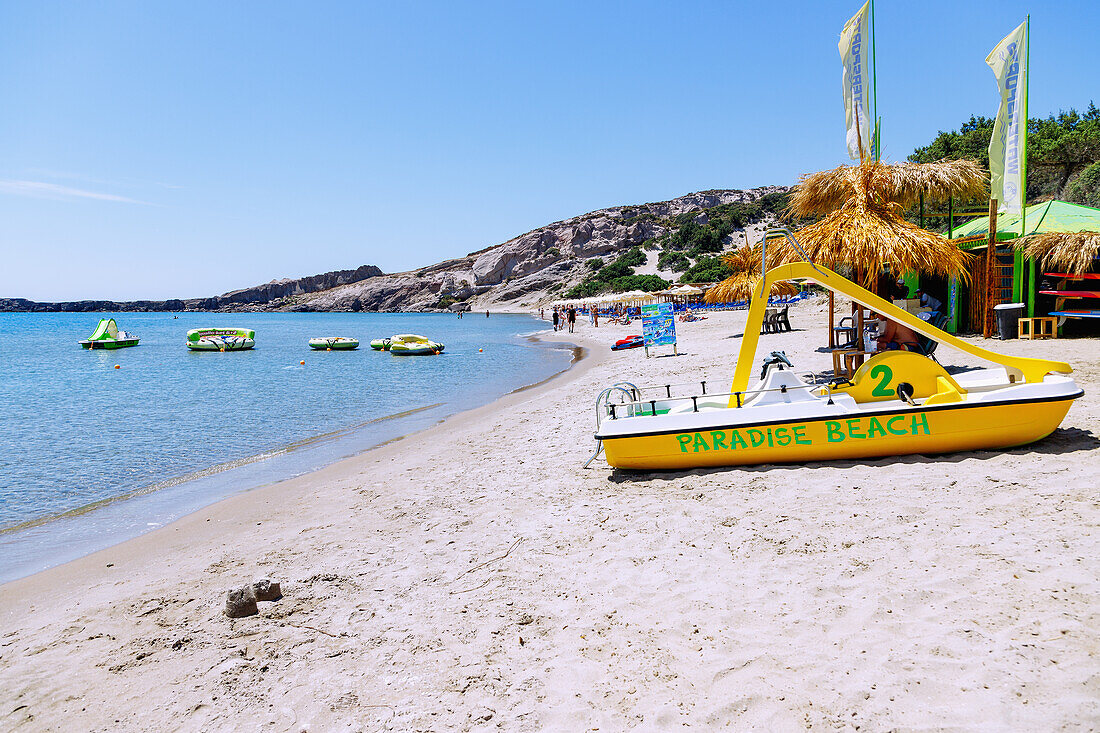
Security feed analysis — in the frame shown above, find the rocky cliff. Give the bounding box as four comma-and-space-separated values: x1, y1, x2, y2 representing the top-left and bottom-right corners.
292, 186, 789, 312
187, 265, 383, 311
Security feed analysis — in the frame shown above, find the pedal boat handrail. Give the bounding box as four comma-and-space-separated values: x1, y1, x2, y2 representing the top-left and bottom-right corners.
730, 236, 1073, 400
602, 381, 824, 420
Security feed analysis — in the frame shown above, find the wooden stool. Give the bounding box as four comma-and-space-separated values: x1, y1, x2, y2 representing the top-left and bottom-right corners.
1018, 316, 1057, 339
844, 350, 868, 375
831, 349, 867, 379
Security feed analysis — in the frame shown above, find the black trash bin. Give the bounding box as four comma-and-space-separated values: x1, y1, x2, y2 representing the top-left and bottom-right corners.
993, 302, 1025, 339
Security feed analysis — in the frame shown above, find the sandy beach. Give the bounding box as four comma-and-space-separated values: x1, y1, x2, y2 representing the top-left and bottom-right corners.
2, 301, 1098, 731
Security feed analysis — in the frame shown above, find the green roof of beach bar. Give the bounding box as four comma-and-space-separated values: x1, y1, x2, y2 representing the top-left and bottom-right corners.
950, 200, 1100, 239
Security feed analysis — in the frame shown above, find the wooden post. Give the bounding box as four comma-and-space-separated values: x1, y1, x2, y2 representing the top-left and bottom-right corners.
828, 290, 835, 348
984, 198, 998, 338
854, 265, 865, 352
1027, 259, 1036, 317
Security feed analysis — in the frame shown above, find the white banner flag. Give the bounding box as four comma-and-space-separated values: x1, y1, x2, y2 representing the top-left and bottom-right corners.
986, 21, 1027, 215
839, 2, 871, 160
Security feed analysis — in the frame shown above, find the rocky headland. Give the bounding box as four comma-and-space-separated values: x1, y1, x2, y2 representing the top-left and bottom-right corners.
2, 186, 788, 313
0, 265, 383, 313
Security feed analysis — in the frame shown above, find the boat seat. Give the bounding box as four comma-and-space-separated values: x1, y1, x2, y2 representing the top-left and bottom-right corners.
951, 367, 1014, 391
666, 397, 729, 414
745, 369, 818, 407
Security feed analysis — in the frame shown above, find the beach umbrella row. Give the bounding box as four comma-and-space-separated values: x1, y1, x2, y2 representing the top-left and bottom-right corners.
552, 289, 659, 308
656, 284, 704, 298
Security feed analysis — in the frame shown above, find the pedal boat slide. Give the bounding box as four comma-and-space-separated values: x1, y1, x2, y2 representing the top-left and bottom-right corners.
79, 318, 139, 349
594, 259, 1082, 471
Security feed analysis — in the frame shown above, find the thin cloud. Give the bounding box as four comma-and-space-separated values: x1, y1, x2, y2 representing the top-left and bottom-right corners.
0, 179, 150, 204
25, 168, 182, 190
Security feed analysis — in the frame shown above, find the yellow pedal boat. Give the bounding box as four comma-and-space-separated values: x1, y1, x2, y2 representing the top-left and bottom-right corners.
593, 258, 1082, 471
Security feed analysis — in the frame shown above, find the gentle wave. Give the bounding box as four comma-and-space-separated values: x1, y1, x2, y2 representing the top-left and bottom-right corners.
0, 402, 443, 536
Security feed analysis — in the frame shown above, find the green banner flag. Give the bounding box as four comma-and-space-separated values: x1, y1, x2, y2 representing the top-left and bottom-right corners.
839, 1, 871, 160
986, 20, 1027, 215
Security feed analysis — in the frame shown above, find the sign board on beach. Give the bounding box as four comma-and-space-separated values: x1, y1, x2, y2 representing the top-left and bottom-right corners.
641, 303, 676, 352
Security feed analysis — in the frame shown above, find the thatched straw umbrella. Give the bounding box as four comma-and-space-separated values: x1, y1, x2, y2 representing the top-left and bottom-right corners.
779, 163, 974, 350
776, 164, 972, 288
787, 159, 989, 219
705, 244, 799, 304
1018, 231, 1100, 276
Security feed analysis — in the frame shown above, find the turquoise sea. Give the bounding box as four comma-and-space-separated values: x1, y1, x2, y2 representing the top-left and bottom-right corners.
0, 311, 570, 582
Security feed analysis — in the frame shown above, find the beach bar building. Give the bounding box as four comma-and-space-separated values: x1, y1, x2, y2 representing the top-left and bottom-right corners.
942, 200, 1100, 333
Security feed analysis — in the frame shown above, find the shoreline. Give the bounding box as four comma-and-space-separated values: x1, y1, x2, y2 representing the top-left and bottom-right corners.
0, 320, 591, 587
0, 322, 602, 596
2, 306, 1096, 730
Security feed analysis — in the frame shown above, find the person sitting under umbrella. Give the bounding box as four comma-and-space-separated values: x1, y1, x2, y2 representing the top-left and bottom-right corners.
875, 316, 922, 352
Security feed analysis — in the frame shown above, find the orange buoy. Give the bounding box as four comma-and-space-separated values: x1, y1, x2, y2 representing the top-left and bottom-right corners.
114, 364, 121, 369
300, 360, 305, 365
478, 348, 483, 353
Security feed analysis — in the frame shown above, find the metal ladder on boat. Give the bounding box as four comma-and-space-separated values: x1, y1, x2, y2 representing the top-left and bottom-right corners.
583, 382, 639, 469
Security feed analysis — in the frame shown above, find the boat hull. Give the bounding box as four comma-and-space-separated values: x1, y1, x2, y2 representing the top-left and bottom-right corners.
186, 328, 255, 351
390, 344, 442, 355
187, 338, 255, 351
601, 394, 1079, 470
387, 334, 444, 355
80, 339, 139, 349
309, 338, 359, 350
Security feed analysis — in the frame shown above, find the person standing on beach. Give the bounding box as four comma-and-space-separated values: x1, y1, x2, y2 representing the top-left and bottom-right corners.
552, 309, 560, 331
486, 310, 490, 318
593, 309, 599, 328
566, 306, 576, 333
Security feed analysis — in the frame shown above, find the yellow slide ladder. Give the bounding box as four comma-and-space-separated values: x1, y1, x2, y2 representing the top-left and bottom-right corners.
730, 254, 1072, 400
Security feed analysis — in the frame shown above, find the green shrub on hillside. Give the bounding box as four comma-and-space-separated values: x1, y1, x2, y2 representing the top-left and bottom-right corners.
609, 274, 669, 292
596, 260, 633, 280
657, 250, 690, 272
618, 247, 647, 267
564, 247, 664, 298
758, 191, 790, 215
679, 256, 731, 284
1065, 161, 1100, 207
564, 279, 605, 299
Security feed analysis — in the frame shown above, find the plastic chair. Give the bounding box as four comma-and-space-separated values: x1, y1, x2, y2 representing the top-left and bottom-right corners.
909, 312, 948, 363
773, 305, 791, 332
833, 316, 858, 348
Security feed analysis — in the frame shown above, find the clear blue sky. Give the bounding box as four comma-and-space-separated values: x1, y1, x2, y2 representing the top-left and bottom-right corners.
1, 0, 1096, 301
